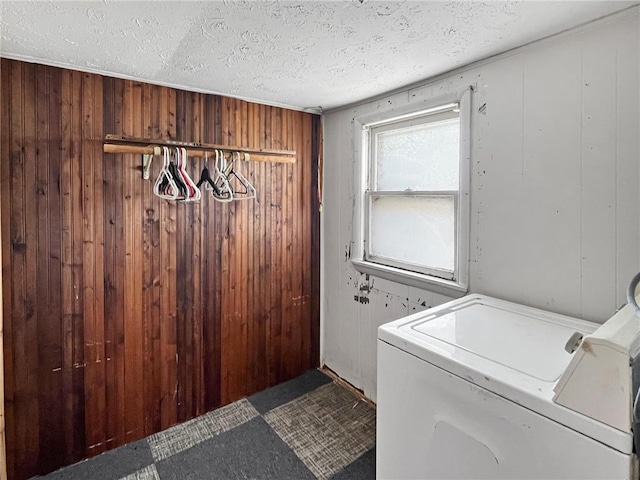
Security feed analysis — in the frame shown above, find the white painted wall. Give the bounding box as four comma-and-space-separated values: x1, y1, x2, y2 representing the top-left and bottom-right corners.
321, 9, 640, 402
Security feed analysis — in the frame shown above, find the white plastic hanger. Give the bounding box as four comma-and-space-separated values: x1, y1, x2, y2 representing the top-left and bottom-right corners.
212, 149, 234, 203
227, 151, 256, 201
153, 146, 180, 200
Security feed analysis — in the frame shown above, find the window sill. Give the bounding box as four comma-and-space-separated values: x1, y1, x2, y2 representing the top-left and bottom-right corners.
351, 259, 468, 298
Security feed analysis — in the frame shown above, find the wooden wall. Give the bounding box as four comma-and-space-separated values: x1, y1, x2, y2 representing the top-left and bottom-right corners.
0, 58, 321, 480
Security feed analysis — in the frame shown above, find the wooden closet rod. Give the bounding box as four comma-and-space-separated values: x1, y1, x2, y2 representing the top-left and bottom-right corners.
103, 134, 296, 164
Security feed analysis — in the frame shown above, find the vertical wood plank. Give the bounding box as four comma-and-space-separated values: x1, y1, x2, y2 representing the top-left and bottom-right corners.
113, 79, 127, 447
142, 82, 163, 435
47, 68, 64, 447
141, 81, 153, 434
103, 76, 127, 450
255, 103, 268, 392
238, 99, 249, 398
35, 64, 64, 474
246, 101, 264, 393
276, 107, 286, 382
81, 71, 98, 456
158, 85, 171, 430
221, 97, 231, 404
0, 120, 6, 478
262, 104, 274, 386
82, 71, 107, 458
191, 93, 204, 416
160, 85, 178, 430
175, 89, 193, 421
92, 73, 106, 451
24, 62, 40, 477
122, 81, 144, 443
257, 106, 268, 391
0, 60, 14, 480
280, 108, 293, 378
8, 62, 33, 477
0, 58, 6, 467
8, 60, 26, 478
231, 99, 241, 404
149, 84, 162, 431
220, 96, 237, 403
58, 68, 87, 467
70, 69, 86, 464
268, 106, 282, 385
202, 94, 223, 411
0, 62, 7, 480
132, 82, 145, 441
174, 91, 186, 421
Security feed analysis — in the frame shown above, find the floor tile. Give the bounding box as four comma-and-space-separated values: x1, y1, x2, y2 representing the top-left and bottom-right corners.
39, 439, 153, 480
148, 398, 259, 461
155, 417, 316, 480
264, 382, 376, 479
119, 464, 160, 480
34, 370, 377, 480
330, 448, 376, 480
248, 369, 333, 414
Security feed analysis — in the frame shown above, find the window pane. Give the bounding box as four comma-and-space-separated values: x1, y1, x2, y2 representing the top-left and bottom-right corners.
370, 196, 454, 272
376, 117, 459, 191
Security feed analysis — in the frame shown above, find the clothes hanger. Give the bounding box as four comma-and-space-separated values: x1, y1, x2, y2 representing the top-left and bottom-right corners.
196, 152, 223, 196
176, 147, 200, 202
226, 151, 256, 200
154, 146, 180, 200
212, 149, 234, 203
167, 148, 189, 199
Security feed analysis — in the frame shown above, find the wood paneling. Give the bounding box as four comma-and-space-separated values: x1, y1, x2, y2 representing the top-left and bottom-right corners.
0, 59, 321, 480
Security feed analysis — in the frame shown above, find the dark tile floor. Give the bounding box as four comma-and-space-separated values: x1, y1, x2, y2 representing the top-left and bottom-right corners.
35, 369, 376, 480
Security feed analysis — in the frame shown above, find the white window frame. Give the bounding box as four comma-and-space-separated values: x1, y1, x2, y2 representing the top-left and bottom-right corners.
351, 89, 472, 297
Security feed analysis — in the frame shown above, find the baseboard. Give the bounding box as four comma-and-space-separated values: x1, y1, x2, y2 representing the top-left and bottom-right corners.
320, 366, 377, 409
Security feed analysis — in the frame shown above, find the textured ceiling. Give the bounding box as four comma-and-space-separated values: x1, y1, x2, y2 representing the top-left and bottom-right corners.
0, 1, 637, 111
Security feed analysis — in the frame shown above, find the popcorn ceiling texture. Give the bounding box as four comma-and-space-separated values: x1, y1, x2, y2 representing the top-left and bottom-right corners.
0, 0, 634, 110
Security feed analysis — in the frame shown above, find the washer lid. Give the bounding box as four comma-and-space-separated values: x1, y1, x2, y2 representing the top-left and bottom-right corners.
409, 302, 580, 382
378, 294, 631, 454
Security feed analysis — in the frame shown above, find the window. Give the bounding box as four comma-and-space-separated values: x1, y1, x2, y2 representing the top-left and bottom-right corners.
354, 94, 471, 294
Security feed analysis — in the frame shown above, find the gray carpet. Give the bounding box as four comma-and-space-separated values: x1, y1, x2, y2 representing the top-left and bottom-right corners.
36, 370, 376, 480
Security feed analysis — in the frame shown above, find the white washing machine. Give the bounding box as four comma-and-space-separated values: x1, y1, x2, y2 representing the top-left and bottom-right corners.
377, 294, 639, 479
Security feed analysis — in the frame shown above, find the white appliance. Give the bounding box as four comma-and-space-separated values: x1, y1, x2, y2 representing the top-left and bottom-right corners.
377, 293, 640, 479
